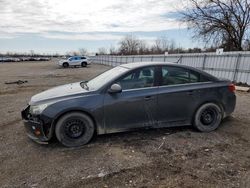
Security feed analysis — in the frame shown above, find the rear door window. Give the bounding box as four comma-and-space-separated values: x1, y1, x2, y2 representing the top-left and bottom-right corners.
161, 66, 209, 86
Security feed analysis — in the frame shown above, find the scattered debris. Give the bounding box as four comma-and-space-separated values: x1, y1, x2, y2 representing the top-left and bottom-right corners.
97, 171, 107, 178
158, 137, 166, 150
235, 86, 250, 92
5, 80, 28, 85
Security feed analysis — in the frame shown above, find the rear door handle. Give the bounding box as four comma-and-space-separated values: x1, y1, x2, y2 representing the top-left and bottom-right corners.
187, 90, 195, 95
187, 90, 201, 95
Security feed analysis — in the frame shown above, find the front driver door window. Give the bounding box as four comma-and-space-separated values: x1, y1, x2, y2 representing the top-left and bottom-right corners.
103, 66, 158, 133
117, 67, 155, 90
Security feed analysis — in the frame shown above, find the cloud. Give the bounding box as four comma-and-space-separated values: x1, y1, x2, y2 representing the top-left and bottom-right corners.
42, 32, 157, 42
43, 33, 123, 41
0, 0, 186, 40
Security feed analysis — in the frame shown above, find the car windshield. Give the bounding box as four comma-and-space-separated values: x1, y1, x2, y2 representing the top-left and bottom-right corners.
81, 66, 129, 91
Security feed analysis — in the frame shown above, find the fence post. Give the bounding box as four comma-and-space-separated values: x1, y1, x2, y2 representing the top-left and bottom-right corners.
233, 53, 241, 82
164, 55, 166, 62
141, 56, 143, 62
202, 54, 207, 70
151, 56, 154, 61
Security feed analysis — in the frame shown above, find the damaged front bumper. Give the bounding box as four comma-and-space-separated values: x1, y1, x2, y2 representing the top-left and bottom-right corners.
21, 106, 53, 144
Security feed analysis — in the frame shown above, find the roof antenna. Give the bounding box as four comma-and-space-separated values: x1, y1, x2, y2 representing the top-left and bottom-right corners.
175, 56, 182, 64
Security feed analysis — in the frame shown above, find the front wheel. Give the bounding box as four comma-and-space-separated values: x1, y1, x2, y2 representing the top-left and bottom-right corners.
62, 62, 69, 68
55, 112, 95, 147
81, 62, 87, 67
193, 103, 223, 132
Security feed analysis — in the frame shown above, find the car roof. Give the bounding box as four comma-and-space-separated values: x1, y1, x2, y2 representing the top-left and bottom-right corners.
70, 56, 86, 58
119, 61, 218, 81
120, 62, 183, 69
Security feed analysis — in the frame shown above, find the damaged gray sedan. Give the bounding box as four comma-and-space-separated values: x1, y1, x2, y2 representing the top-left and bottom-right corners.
21, 62, 236, 147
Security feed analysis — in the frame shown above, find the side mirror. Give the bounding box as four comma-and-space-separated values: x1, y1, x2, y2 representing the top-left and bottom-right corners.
108, 84, 122, 94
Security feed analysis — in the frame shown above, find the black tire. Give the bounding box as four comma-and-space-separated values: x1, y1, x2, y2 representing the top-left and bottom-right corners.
81, 62, 87, 67
55, 112, 95, 147
63, 62, 69, 68
193, 103, 223, 132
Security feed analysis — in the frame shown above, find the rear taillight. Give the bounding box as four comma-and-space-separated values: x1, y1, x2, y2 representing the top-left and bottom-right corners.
228, 83, 235, 92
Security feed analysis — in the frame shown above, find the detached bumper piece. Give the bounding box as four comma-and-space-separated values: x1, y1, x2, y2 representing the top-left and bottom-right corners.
21, 106, 51, 143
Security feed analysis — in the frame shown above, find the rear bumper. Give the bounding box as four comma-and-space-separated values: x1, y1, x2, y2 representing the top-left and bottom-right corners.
224, 93, 236, 117
21, 106, 53, 143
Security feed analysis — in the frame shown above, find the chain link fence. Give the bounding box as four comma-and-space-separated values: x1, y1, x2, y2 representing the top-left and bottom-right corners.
91, 52, 250, 85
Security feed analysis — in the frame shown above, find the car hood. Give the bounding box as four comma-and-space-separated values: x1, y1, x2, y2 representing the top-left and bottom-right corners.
30, 82, 89, 105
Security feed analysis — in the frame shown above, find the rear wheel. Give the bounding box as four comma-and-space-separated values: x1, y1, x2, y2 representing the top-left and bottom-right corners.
63, 62, 69, 68
81, 62, 87, 67
193, 103, 223, 132
55, 112, 95, 147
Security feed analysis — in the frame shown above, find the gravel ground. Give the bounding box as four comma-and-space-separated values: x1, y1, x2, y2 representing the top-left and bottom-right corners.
0, 60, 249, 188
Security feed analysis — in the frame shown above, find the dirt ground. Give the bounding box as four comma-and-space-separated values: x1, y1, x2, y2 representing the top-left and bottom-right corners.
0, 60, 250, 188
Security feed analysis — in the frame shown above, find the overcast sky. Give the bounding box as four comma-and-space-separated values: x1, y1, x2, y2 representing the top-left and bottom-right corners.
0, 0, 199, 54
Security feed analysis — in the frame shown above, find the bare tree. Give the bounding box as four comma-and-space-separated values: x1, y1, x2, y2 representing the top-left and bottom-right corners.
169, 39, 176, 52
30, 50, 35, 57
79, 48, 88, 56
109, 45, 117, 55
138, 40, 149, 55
119, 34, 140, 55
181, 0, 250, 51
98, 47, 107, 55
151, 36, 169, 54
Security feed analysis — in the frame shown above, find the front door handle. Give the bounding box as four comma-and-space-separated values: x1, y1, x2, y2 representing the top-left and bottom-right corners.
144, 96, 152, 100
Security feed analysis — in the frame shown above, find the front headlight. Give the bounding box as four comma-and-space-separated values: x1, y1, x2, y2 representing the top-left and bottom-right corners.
29, 103, 49, 115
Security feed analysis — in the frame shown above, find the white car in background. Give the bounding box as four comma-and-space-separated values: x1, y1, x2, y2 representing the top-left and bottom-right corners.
58, 56, 91, 68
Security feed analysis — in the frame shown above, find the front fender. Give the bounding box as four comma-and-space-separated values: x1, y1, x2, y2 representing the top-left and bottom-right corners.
42, 94, 105, 136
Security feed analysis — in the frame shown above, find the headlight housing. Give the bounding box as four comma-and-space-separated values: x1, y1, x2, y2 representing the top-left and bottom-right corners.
29, 103, 49, 115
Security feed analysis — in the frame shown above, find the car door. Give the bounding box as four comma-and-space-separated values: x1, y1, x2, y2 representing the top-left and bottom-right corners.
68, 57, 74, 65
157, 66, 203, 127
76, 56, 82, 65
103, 66, 159, 133
70, 57, 77, 65
74, 57, 81, 65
